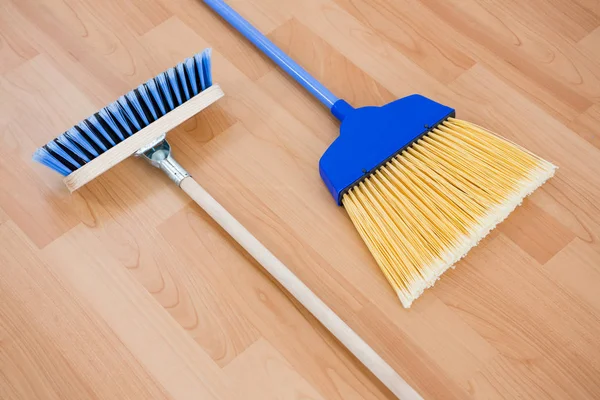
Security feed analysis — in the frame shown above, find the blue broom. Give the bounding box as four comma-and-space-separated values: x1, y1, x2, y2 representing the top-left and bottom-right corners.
203, 0, 557, 308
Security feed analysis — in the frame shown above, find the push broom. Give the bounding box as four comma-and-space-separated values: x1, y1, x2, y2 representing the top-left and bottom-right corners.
33, 49, 422, 399
203, 0, 557, 308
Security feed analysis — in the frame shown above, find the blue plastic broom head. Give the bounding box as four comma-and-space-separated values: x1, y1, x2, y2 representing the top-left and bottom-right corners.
320, 94, 455, 204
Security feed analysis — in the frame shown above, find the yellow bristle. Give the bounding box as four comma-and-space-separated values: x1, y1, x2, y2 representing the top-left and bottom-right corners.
342, 118, 557, 308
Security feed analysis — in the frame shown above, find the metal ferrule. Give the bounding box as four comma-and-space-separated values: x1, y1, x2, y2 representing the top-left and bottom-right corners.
135, 137, 190, 186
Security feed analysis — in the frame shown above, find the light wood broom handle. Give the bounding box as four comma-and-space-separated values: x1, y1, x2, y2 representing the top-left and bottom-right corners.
179, 176, 422, 400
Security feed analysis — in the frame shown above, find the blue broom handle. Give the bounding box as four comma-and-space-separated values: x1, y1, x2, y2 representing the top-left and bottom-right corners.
203, 0, 340, 109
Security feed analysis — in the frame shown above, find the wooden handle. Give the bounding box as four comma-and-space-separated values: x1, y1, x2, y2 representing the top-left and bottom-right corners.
179, 176, 422, 400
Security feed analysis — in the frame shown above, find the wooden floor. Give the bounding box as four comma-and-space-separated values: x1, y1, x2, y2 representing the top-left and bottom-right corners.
1, 0, 600, 398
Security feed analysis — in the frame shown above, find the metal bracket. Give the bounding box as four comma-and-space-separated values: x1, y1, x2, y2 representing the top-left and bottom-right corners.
135, 137, 190, 186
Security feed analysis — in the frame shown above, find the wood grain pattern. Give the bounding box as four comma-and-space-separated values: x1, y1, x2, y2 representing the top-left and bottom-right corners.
1, 0, 599, 399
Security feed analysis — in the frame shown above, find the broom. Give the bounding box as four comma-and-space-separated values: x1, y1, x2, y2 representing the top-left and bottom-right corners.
203, 0, 558, 308
33, 49, 423, 399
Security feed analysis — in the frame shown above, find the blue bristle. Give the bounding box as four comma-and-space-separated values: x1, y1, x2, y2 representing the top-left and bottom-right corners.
33, 49, 212, 176
202, 48, 213, 88
176, 63, 191, 100
125, 91, 149, 125
146, 79, 166, 116
66, 127, 99, 157
146, 75, 167, 117
185, 58, 198, 95
88, 114, 117, 144
98, 108, 126, 140
33, 148, 72, 176
156, 74, 174, 111
107, 103, 134, 137
79, 120, 109, 150
118, 96, 142, 130
57, 134, 90, 162
195, 53, 206, 90
167, 68, 183, 105
46, 141, 81, 169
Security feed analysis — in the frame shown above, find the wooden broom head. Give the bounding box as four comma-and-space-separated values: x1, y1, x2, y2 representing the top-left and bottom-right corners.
32, 49, 223, 192
63, 85, 223, 192
342, 118, 557, 308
